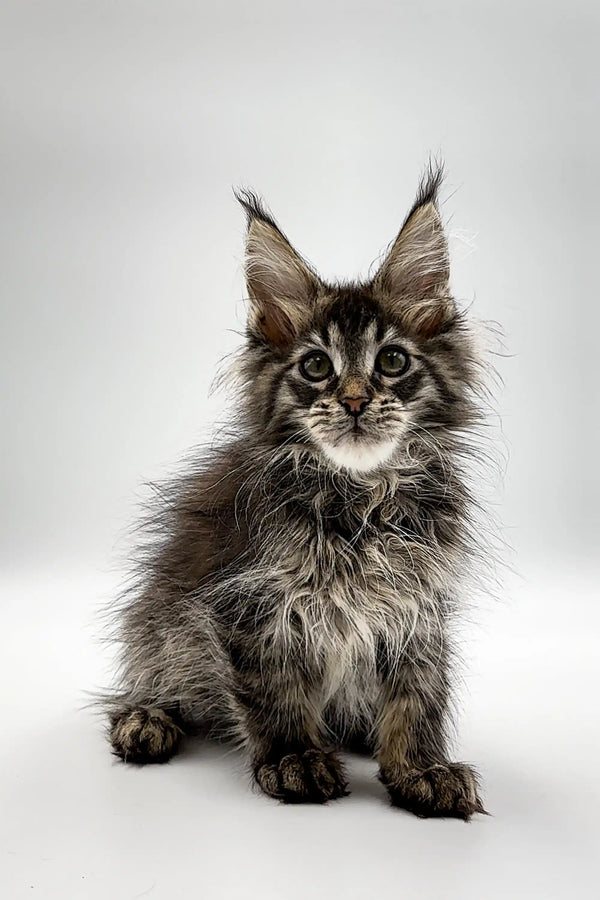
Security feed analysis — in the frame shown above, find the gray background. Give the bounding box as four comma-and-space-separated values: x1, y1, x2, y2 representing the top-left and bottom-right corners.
1, 2, 598, 899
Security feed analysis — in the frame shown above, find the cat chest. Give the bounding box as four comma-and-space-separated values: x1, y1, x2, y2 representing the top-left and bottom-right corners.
263, 530, 415, 699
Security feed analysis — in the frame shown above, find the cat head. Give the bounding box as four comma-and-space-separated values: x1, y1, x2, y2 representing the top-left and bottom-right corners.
235, 167, 480, 474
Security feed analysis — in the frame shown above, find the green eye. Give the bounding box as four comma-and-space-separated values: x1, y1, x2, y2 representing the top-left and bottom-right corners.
375, 345, 410, 377
300, 351, 333, 382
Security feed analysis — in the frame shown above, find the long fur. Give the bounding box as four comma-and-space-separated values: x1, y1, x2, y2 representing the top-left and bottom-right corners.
103, 166, 493, 818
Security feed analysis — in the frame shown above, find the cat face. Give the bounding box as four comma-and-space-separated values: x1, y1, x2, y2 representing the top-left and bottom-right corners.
292, 304, 413, 472
237, 171, 478, 474
274, 289, 447, 472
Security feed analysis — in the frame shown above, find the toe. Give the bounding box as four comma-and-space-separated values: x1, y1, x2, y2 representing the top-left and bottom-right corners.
279, 754, 311, 801
255, 763, 281, 798
304, 750, 347, 800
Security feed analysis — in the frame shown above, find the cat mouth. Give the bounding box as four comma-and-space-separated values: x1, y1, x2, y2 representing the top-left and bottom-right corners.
315, 420, 396, 453
337, 425, 373, 444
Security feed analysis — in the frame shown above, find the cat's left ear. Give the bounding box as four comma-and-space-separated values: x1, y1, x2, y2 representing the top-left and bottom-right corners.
236, 190, 321, 349
374, 168, 454, 338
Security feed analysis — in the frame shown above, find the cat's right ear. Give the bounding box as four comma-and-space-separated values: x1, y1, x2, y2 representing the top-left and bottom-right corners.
236, 190, 320, 349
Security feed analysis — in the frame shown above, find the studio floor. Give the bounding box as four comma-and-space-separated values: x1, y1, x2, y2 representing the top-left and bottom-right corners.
1, 567, 598, 900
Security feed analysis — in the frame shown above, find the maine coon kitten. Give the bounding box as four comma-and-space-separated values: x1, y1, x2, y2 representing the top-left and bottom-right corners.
106, 166, 487, 819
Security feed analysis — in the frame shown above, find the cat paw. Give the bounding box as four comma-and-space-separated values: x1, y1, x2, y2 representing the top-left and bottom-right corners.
109, 707, 182, 765
383, 763, 485, 820
255, 749, 348, 804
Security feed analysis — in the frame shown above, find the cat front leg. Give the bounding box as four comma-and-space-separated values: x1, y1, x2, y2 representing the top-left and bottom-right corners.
375, 660, 485, 820
237, 673, 348, 804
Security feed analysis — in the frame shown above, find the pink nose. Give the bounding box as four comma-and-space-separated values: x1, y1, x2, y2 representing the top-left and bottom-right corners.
341, 396, 371, 417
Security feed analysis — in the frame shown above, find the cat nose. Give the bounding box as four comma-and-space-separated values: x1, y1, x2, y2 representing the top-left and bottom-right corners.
341, 396, 371, 417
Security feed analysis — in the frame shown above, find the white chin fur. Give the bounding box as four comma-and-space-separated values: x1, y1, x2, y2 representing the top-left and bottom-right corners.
319, 438, 398, 473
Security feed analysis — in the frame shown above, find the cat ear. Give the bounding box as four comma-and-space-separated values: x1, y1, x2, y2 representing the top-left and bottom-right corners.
375, 166, 454, 338
236, 190, 320, 349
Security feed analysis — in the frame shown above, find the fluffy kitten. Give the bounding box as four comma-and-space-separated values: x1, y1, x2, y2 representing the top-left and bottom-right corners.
106, 166, 487, 819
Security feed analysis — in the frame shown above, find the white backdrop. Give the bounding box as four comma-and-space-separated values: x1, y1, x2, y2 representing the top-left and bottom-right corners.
1, 2, 598, 898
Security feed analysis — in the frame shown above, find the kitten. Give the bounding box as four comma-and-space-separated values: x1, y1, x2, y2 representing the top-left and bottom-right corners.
106, 166, 487, 819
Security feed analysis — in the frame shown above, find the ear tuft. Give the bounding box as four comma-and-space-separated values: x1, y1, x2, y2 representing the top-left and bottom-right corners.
234, 188, 280, 232
407, 158, 445, 217
235, 189, 320, 349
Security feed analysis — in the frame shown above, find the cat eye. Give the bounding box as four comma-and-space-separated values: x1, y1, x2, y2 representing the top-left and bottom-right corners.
375, 345, 410, 377
299, 351, 333, 382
